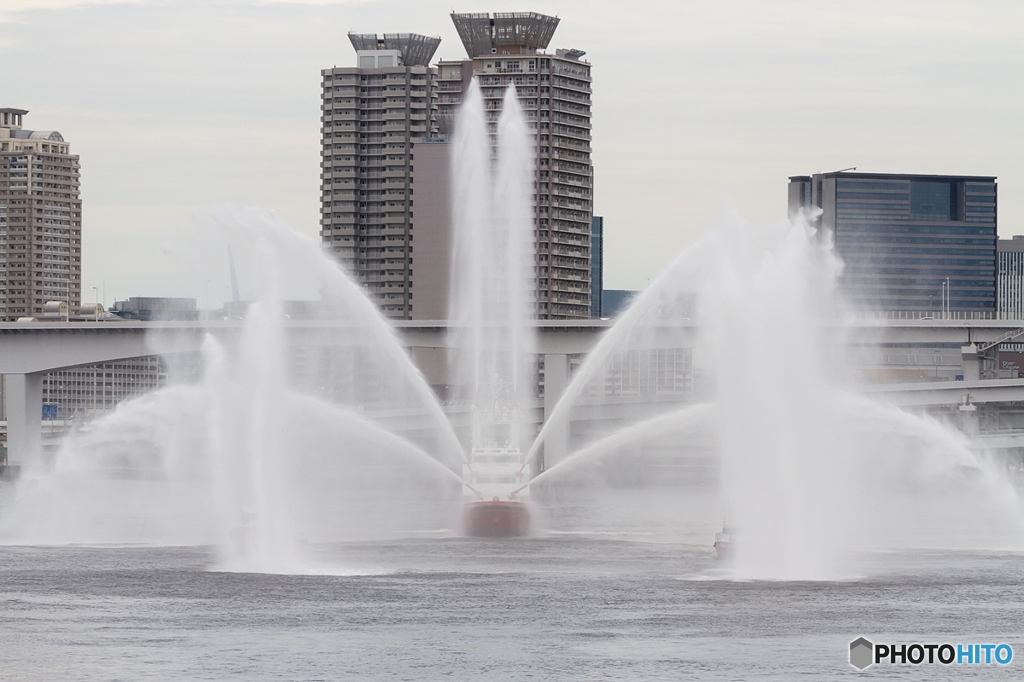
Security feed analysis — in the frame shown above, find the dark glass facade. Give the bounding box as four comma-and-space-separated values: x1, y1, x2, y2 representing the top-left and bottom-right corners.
591, 216, 603, 317
788, 173, 997, 312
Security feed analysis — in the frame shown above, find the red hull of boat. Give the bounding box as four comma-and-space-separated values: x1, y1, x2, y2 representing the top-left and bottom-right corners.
462, 500, 530, 538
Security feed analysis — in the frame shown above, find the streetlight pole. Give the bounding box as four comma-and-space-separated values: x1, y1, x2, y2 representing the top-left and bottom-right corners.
940, 278, 951, 318
945, 277, 950, 317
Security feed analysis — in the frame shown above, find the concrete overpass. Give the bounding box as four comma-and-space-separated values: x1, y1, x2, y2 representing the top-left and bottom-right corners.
4, 316, 1024, 376
4, 316, 1024, 464
865, 379, 1024, 407
0, 319, 617, 464
0, 319, 616, 375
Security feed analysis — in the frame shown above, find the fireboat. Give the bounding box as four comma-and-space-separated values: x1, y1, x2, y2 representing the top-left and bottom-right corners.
461, 383, 531, 537
713, 523, 733, 560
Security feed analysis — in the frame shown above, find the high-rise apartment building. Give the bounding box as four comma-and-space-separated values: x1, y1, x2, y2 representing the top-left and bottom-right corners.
436, 12, 593, 319
320, 34, 441, 319
788, 172, 997, 312
0, 108, 82, 321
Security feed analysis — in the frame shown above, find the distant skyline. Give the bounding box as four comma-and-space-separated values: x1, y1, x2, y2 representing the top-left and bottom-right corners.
2, 0, 1021, 306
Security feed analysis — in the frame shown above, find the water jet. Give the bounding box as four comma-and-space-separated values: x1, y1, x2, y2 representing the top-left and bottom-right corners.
449, 81, 536, 537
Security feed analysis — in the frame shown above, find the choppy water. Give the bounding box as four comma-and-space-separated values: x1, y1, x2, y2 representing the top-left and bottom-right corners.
2, 537, 1022, 680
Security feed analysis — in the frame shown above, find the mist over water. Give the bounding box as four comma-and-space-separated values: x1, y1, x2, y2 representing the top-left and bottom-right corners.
704, 218, 1021, 578
0, 208, 465, 571
533, 213, 1023, 579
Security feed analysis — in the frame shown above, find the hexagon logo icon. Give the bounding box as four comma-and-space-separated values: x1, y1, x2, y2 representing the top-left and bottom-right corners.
850, 637, 874, 670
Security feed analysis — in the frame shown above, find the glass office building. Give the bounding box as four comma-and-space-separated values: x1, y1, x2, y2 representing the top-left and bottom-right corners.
788, 172, 997, 312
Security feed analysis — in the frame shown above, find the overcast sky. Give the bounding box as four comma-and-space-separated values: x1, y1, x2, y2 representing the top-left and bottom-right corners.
2, 0, 1022, 305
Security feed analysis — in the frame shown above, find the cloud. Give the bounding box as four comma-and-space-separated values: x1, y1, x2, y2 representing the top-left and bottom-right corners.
0, 0, 139, 17
259, 0, 378, 4
0, 0, 373, 21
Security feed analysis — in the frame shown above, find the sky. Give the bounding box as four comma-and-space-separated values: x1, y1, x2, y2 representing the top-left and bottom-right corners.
1, 0, 1022, 305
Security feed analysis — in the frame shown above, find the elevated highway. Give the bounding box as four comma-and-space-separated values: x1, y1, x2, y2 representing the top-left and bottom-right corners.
0, 319, 615, 375
3, 316, 1024, 375
864, 379, 1024, 407
3, 317, 1024, 464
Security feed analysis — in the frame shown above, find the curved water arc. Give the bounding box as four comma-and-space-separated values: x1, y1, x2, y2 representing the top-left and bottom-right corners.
525, 402, 716, 490
522, 238, 717, 472
205, 207, 468, 468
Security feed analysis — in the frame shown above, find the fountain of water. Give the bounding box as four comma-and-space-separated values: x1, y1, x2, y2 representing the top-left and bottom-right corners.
0, 79, 542, 558
448, 81, 537, 535
1, 81, 1021, 577
0, 208, 468, 571
527, 212, 1024, 578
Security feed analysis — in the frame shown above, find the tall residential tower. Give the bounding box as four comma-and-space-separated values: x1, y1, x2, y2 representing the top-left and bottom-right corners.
437, 12, 593, 319
320, 33, 440, 319
0, 108, 82, 321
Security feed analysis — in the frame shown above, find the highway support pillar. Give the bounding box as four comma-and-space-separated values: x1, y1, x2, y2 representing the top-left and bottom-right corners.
542, 353, 570, 472
5, 373, 43, 465
961, 344, 981, 381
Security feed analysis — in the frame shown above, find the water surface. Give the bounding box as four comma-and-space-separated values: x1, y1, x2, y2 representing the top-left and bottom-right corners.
3, 538, 1021, 680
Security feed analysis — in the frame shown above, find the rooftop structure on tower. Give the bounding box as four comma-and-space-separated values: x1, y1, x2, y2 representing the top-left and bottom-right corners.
450, 12, 560, 57
346, 33, 441, 67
